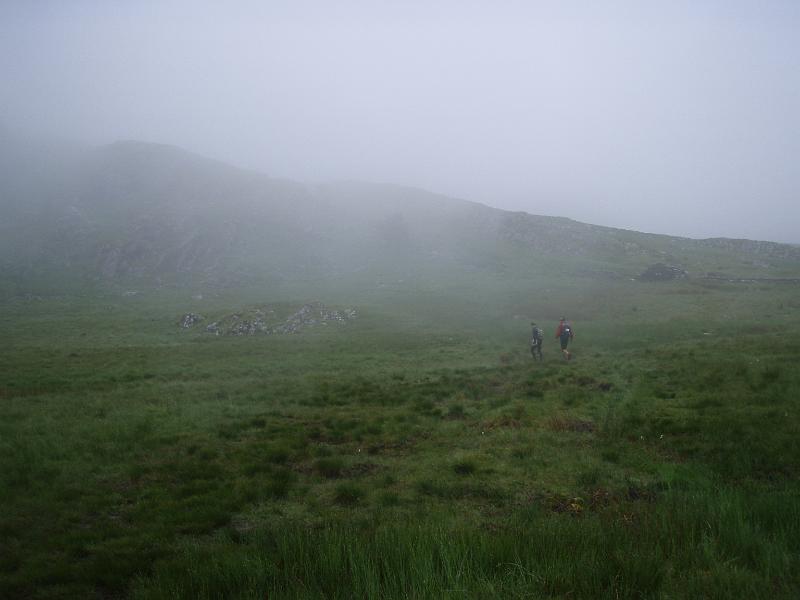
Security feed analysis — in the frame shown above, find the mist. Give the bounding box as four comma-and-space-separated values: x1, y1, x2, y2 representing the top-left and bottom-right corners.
2, 0, 798, 243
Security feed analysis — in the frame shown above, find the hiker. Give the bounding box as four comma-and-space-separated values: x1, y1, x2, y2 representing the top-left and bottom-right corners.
555, 316, 574, 360
530, 322, 543, 360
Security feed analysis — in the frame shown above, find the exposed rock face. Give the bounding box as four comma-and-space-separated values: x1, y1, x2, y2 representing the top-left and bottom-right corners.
196, 302, 356, 336
638, 263, 688, 281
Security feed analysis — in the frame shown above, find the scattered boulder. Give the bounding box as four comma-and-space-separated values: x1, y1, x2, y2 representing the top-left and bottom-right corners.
199, 307, 273, 336
271, 303, 357, 335
180, 313, 204, 328
187, 302, 357, 336
638, 263, 688, 282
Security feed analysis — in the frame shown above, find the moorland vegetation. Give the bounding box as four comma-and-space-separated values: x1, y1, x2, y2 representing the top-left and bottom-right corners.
1, 136, 799, 598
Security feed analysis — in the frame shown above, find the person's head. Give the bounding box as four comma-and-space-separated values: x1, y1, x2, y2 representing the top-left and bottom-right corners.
531, 322, 536, 326
560, 316, 566, 322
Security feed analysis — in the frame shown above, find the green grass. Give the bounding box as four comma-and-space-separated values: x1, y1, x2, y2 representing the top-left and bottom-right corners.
1, 276, 799, 598
132, 486, 800, 599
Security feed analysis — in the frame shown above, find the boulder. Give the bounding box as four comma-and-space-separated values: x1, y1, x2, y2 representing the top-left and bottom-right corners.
180, 313, 204, 328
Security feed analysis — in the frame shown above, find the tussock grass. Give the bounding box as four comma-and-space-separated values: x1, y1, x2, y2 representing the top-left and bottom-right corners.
333, 483, 365, 506
132, 486, 800, 599
2, 279, 800, 598
315, 457, 345, 479
452, 459, 478, 475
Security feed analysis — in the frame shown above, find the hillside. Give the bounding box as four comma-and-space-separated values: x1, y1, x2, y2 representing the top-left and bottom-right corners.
3, 134, 800, 600
1, 136, 799, 295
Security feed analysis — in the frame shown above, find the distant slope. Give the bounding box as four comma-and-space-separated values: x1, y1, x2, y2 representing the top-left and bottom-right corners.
1, 135, 799, 291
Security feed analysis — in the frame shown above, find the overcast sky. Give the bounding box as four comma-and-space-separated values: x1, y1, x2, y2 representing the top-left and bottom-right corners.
1, 1, 798, 242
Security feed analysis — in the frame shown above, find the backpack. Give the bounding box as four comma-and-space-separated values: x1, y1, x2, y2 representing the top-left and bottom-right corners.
532, 327, 543, 344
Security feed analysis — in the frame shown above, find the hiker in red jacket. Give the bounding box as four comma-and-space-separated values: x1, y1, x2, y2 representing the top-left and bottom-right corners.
555, 317, 574, 360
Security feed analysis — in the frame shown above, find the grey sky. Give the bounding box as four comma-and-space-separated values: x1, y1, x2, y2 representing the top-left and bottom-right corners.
1, 1, 798, 243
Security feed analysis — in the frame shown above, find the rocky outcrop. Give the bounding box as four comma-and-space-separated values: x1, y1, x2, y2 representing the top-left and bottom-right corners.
272, 303, 357, 334
180, 313, 204, 328
200, 302, 356, 336
638, 263, 688, 281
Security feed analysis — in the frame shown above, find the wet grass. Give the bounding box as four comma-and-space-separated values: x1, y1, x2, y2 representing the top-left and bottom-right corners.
133, 485, 800, 599
1, 280, 799, 598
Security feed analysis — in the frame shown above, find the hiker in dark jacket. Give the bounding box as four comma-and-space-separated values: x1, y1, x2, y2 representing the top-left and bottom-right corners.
530, 322, 543, 361
555, 317, 574, 360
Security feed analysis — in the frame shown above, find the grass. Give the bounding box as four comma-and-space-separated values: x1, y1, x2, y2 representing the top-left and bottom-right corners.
131, 485, 800, 599
1, 275, 799, 598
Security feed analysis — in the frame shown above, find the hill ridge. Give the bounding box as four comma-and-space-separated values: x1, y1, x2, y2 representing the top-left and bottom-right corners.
1, 137, 799, 291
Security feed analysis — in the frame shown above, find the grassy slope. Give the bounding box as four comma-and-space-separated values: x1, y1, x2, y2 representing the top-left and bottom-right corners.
2, 267, 800, 599
4, 138, 800, 295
